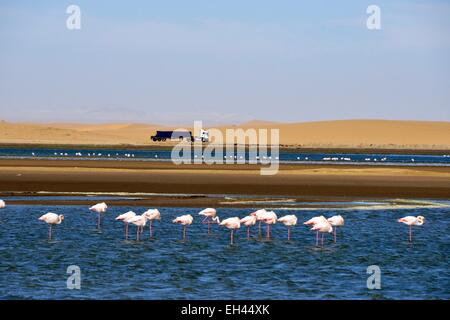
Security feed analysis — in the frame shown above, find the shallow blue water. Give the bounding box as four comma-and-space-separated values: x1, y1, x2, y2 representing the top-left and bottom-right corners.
1, 147, 449, 166
0, 203, 449, 299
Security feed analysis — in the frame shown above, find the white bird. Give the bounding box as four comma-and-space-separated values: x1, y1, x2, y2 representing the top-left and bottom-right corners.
311, 220, 333, 247
278, 215, 298, 240
327, 215, 344, 243
240, 215, 257, 240
398, 215, 425, 242
0, 199, 5, 208
143, 209, 161, 239
219, 217, 241, 245
198, 208, 220, 234
128, 215, 147, 241
89, 202, 107, 229
250, 209, 268, 236
115, 211, 136, 240
38, 212, 64, 240
173, 214, 193, 240
258, 210, 277, 239
304, 216, 328, 246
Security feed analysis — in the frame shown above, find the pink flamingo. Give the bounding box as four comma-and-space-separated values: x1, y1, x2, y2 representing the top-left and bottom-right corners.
0, 199, 5, 208
143, 209, 161, 239
277, 215, 298, 240
38, 212, 64, 240
240, 215, 257, 240
198, 208, 220, 234
115, 211, 136, 240
219, 217, 241, 245
398, 216, 425, 242
304, 216, 327, 245
173, 214, 193, 240
311, 220, 333, 247
89, 202, 107, 229
250, 209, 267, 237
327, 215, 344, 243
259, 211, 277, 239
128, 215, 147, 241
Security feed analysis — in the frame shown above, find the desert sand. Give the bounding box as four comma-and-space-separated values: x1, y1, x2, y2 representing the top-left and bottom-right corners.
0, 119, 449, 149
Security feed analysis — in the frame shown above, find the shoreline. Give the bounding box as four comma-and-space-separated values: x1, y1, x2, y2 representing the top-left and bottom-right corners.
1, 142, 449, 155
0, 159, 449, 204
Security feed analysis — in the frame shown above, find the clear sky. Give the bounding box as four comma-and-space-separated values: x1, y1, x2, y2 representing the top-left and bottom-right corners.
1, 0, 449, 125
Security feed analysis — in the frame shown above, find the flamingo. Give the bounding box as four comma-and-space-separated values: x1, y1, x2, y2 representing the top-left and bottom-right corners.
128, 215, 147, 241
277, 215, 298, 240
327, 215, 344, 243
250, 209, 267, 237
0, 199, 5, 208
398, 216, 425, 242
89, 202, 107, 229
198, 208, 220, 234
311, 220, 333, 247
259, 211, 277, 239
115, 211, 136, 240
173, 214, 193, 240
219, 217, 241, 245
304, 216, 328, 245
143, 209, 161, 239
240, 215, 257, 240
38, 212, 64, 240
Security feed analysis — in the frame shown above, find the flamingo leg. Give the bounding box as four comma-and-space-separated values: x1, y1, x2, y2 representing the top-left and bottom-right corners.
183, 225, 186, 240
149, 221, 153, 239
125, 222, 128, 240
231, 229, 234, 245
409, 225, 412, 242
316, 231, 319, 246
247, 226, 250, 240
258, 221, 261, 236
136, 227, 139, 241
334, 228, 337, 243
321, 233, 324, 247
49, 224, 52, 240
288, 226, 291, 241
97, 211, 101, 229
267, 224, 270, 240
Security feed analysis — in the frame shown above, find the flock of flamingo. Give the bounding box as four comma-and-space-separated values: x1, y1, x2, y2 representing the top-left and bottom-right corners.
0, 199, 425, 244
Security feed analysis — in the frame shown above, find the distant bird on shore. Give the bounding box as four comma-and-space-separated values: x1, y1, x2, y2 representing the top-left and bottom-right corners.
220, 217, 241, 245
173, 214, 193, 241
398, 216, 425, 242
278, 215, 298, 241
0, 199, 5, 208
304, 216, 328, 246
128, 215, 147, 241
38, 212, 64, 240
259, 211, 277, 239
143, 209, 161, 239
240, 214, 257, 240
327, 215, 345, 243
198, 208, 220, 234
89, 202, 107, 229
311, 220, 333, 247
115, 211, 136, 240
250, 209, 268, 236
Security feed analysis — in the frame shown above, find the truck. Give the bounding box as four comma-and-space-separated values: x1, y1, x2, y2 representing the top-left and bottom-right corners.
151, 129, 209, 142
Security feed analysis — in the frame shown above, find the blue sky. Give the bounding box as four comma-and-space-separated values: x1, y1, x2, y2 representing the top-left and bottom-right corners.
0, 0, 449, 125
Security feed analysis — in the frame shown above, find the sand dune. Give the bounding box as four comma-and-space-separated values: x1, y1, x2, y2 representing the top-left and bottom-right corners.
0, 119, 449, 149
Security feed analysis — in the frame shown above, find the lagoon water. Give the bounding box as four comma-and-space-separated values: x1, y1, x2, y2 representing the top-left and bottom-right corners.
0, 202, 449, 299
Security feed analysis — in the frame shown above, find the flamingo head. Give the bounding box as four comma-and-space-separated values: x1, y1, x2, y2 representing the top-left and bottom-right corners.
59, 215, 65, 222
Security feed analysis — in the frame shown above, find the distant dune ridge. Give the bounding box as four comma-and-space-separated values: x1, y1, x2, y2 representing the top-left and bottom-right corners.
0, 119, 449, 149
